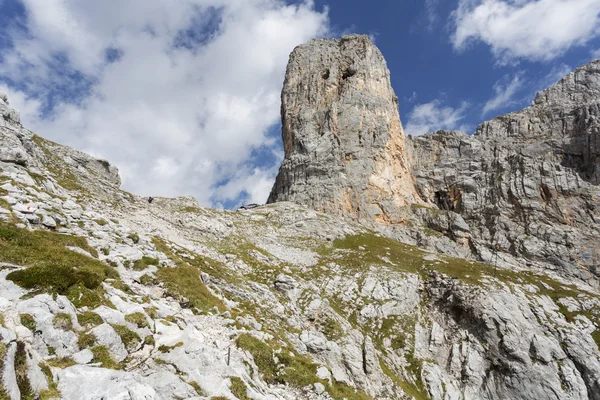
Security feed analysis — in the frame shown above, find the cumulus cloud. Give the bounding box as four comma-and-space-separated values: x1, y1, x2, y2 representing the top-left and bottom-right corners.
0, 0, 329, 207
482, 73, 523, 115
451, 0, 600, 63
404, 100, 470, 136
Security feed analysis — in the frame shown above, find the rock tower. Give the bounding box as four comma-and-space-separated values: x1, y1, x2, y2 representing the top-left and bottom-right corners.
267, 35, 420, 223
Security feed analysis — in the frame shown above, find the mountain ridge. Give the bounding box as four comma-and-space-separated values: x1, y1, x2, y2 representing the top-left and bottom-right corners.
0, 36, 599, 400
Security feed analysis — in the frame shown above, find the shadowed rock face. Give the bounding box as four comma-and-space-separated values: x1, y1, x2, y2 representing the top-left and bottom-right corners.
267, 35, 421, 223
409, 60, 600, 282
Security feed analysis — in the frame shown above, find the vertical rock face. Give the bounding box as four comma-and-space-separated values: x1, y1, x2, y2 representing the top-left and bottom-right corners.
267, 35, 420, 223
409, 60, 600, 282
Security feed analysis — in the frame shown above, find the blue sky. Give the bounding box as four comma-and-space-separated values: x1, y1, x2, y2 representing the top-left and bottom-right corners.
1, 0, 599, 208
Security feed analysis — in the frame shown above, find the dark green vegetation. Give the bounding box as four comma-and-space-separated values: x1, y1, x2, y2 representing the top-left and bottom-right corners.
1, 222, 120, 308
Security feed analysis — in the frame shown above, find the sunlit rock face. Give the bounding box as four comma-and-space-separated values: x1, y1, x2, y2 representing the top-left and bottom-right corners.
268, 35, 421, 224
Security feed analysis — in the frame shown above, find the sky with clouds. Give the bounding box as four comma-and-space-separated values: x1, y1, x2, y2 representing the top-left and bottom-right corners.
0, 0, 599, 208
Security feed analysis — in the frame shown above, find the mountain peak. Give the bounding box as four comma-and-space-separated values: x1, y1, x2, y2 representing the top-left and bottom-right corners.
268, 34, 420, 223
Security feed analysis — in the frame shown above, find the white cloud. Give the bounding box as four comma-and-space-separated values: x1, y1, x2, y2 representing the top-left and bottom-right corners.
404, 100, 470, 136
0, 0, 329, 207
482, 74, 523, 115
452, 0, 600, 63
592, 48, 600, 59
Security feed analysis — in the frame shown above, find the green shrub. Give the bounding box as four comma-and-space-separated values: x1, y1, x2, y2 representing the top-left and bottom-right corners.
20, 314, 36, 331
77, 311, 103, 328
53, 313, 73, 330
125, 312, 149, 328
128, 233, 140, 244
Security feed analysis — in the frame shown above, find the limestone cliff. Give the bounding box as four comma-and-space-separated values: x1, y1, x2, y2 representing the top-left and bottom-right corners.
409, 60, 600, 284
267, 35, 420, 223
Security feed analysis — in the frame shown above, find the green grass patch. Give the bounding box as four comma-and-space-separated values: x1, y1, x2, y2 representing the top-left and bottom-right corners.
53, 313, 73, 330
93, 219, 108, 226
77, 311, 103, 328
158, 342, 184, 353
179, 206, 201, 214
20, 313, 36, 331
47, 357, 77, 369
128, 233, 140, 244
132, 256, 159, 271
38, 362, 62, 399
2, 222, 119, 308
188, 381, 207, 397
139, 274, 156, 285
326, 382, 373, 400
152, 239, 226, 313
91, 346, 121, 369
143, 335, 155, 347
0, 343, 9, 400
111, 324, 141, 352
125, 312, 150, 328
15, 342, 33, 398
229, 377, 251, 400
78, 332, 97, 349
0, 197, 11, 212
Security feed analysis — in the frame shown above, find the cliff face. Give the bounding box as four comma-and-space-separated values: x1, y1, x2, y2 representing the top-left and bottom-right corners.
268, 35, 420, 223
409, 60, 600, 283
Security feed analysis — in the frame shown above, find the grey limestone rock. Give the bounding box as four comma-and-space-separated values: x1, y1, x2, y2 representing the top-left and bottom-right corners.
268, 35, 420, 223
409, 60, 600, 283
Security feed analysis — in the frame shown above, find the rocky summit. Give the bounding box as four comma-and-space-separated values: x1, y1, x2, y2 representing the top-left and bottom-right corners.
268, 35, 420, 223
1, 35, 600, 400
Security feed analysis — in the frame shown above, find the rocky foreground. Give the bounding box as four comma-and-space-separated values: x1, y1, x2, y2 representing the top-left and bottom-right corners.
1, 36, 600, 400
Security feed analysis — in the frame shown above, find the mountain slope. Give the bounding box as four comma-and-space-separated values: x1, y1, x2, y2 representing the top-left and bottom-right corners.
1, 49, 600, 400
